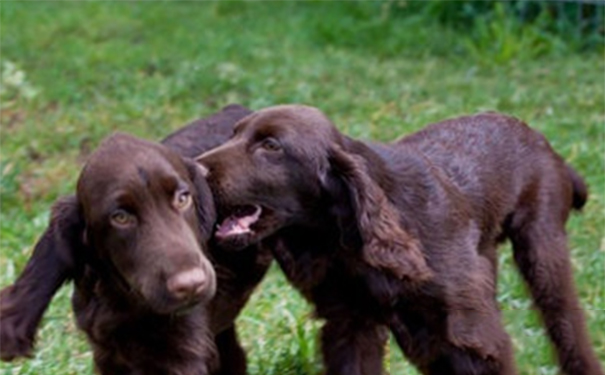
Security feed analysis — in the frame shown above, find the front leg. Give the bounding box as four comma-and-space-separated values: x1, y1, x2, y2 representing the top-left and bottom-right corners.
269, 234, 388, 375
214, 325, 246, 375
1, 196, 82, 361
321, 315, 388, 375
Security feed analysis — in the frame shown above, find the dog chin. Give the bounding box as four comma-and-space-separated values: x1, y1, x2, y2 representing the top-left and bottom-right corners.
213, 232, 258, 251
146, 294, 206, 316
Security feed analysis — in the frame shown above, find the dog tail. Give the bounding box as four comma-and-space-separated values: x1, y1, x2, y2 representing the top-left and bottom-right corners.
567, 164, 588, 210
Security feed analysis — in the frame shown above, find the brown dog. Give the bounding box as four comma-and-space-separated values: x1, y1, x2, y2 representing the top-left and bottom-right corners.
198, 105, 603, 375
0, 105, 271, 375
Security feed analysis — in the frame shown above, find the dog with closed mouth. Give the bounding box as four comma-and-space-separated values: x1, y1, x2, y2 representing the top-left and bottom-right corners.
197, 105, 603, 375
0, 105, 272, 375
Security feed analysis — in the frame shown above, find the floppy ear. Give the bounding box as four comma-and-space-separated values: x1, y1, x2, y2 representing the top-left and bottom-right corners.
184, 158, 217, 241
0, 195, 84, 361
323, 146, 432, 282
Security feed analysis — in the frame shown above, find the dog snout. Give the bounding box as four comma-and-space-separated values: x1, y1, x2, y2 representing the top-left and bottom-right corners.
166, 268, 210, 302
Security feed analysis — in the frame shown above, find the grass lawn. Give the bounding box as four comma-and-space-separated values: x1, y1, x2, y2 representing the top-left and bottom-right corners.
1, 2, 603, 374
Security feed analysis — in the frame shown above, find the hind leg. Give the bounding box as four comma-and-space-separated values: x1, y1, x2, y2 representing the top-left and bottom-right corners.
509, 214, 603, 375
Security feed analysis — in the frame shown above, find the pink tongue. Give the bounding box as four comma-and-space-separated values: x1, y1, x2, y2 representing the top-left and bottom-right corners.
216, 206, 262, 238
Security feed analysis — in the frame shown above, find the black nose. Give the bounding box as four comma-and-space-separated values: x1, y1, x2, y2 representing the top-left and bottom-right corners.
166, 268, 207, 301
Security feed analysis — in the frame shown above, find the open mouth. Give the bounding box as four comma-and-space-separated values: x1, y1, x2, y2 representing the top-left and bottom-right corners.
215, 205, 263, 239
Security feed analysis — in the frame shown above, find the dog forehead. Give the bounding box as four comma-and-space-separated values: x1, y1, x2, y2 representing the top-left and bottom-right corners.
77, 133, 184, 202
85, 134, 172, 172
247, 105, 338, 139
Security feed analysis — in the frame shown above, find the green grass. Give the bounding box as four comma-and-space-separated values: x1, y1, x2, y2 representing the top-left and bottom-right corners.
1, 2, 603, 374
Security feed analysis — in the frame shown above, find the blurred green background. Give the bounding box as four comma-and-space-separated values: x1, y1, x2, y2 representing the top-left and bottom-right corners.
1, 2, 603, 374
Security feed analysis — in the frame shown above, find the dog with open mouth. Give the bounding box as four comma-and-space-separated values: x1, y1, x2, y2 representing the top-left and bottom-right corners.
197, 105, 603, 375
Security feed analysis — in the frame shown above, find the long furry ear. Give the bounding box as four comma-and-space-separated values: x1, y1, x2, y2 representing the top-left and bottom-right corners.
0, 195, 84, 361
183, 158, 217, 241
324, 146, 432, 282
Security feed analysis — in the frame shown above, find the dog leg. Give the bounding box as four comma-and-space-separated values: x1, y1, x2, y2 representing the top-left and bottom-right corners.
214, 325, 246, 375
321, 316, 388, 375
510, 217, 603, 375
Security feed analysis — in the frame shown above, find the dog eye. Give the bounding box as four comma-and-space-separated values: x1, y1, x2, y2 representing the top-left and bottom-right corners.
174, 190, 192, 210
110, 209, 135, 228
260, 137, 282, 152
